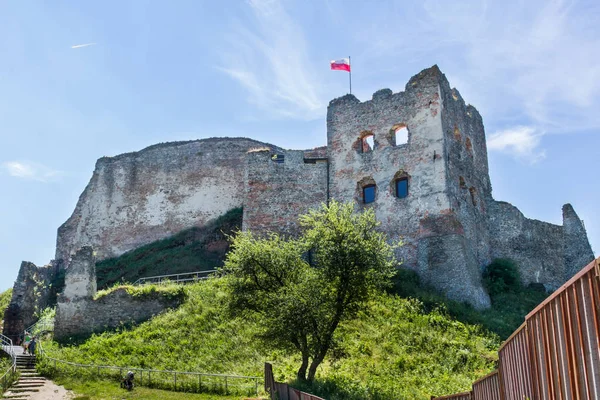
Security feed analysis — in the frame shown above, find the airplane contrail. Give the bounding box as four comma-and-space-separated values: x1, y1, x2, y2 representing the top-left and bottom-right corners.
71, 42, 96, 49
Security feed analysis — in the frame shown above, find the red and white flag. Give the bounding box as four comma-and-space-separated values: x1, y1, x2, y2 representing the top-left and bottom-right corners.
330, 58, 350, 72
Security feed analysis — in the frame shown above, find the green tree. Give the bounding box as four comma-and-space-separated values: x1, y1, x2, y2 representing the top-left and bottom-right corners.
222, 201, 398, 381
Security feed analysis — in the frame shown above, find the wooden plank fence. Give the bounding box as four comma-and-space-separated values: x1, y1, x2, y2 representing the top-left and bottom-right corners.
264, 363, 325, 400
432, 257, 600, 400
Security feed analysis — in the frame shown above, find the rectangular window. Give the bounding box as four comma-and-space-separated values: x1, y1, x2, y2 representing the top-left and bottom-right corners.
363, 185, 376, 204
396, 179, 408, 198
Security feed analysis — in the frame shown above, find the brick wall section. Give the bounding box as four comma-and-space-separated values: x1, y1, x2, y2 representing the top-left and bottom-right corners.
243, 149, 328, 236
56, 138, 280, 264
54, 247, 181, 341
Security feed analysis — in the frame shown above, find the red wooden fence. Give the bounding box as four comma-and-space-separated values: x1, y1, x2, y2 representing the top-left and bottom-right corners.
433, 257, 600, 400
264, 363, 325, 400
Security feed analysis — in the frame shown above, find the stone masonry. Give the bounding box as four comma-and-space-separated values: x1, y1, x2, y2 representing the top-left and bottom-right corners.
243, 66, 594, 308
54, 247, 181, 341
56, 138, 280, 264
2, 261, 58, 342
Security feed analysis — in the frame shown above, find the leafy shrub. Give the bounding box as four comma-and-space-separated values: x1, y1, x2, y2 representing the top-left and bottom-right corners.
483, 259, 521, 297
0, 288, 12, 317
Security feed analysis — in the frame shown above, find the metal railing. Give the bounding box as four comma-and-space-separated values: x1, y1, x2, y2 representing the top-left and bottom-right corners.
36, 341, 261, 396
25, 320, 54, 338
133, 270, 217, 286
0, 334, 18, 393
432, 257, 600, 400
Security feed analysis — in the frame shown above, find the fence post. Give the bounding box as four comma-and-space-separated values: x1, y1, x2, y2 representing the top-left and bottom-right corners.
255, 377, 258, 395
174, 372, 177, 390
199, 374, 202, 391
225, 376, 228, 393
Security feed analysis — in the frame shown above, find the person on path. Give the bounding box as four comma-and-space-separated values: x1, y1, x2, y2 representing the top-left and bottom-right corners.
28, 336, 37, 355
23, 331, 31, 354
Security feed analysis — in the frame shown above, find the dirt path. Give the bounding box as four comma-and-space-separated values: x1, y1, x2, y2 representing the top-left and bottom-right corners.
26, 379, 74, 400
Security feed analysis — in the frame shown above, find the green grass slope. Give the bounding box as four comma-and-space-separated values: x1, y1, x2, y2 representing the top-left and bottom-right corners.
95, 208, 242, 289
42, 279, 499, 400
392, 268, 548, 339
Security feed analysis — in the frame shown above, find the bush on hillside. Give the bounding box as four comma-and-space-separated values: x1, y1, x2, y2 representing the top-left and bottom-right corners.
0, 288, 12, 318
483, 259, 521, 297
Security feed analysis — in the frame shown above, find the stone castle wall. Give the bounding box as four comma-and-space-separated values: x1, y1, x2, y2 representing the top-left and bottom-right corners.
324, 67, 490, 308
2, 261, 58, 342
5, 65, 589, 322
56, 138, 280, 264
54, 247, 181, 341
242, 149, 328, 236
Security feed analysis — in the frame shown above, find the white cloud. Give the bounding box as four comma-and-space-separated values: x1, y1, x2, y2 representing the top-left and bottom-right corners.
1, 161, 63, 182
217, 0, 324, 120
421, 0, 600, 132
71, 43, 96, 49
353, 0, 600, 133
487, 126, 546, 163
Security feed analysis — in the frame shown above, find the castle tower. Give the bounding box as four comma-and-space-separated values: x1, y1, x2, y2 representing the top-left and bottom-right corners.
326, 66, 491, 309
563, 204, 595, 279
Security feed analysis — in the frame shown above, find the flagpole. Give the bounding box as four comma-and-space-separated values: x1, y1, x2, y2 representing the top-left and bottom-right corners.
349, 56, 352, 95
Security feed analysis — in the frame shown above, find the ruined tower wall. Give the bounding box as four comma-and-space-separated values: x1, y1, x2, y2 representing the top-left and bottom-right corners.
326, 66, 491, 308
54, 247, 181, 341
326, 67, 449, 270
439, 80, 493, 274
2, 261, 57, 341
243, 149, 328, 235
487, 201, 595, 290
56, 138, 278, 264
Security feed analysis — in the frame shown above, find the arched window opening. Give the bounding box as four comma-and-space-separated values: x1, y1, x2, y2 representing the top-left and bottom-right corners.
363, 185, 376, 204
469, 187, 477, 206
466, 138, 473, 155
392, 124, 408, 146
395, 178, 409, 199
362, 134, 374, 153
459, 176, 466, 189
454, 126, 461, 141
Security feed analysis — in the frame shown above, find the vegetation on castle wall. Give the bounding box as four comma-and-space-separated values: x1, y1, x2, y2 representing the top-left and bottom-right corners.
95, 208, 242, 289
41, 278, 498, 400
483, 258, 521, 296
94, 282, 187, 302
0, 288, 12, 318
392, 265, 548, 339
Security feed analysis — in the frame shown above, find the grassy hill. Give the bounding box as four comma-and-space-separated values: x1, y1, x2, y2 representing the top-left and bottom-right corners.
41, 278, 499, 400
95, 208, 242, 289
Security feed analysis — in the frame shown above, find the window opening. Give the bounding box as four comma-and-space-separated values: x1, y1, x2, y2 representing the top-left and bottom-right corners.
469, 187, 477, 206
395, 178, 408, 198
271, 154, 285, 163
362, 134, 374, 153
363, 185, 376, 204
392, 125, 408, 146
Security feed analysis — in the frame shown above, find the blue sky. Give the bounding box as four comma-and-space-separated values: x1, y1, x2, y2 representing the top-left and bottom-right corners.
1, 0, 599, 291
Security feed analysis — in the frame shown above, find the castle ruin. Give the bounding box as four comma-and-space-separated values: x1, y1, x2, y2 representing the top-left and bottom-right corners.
3, 66, 595, 338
